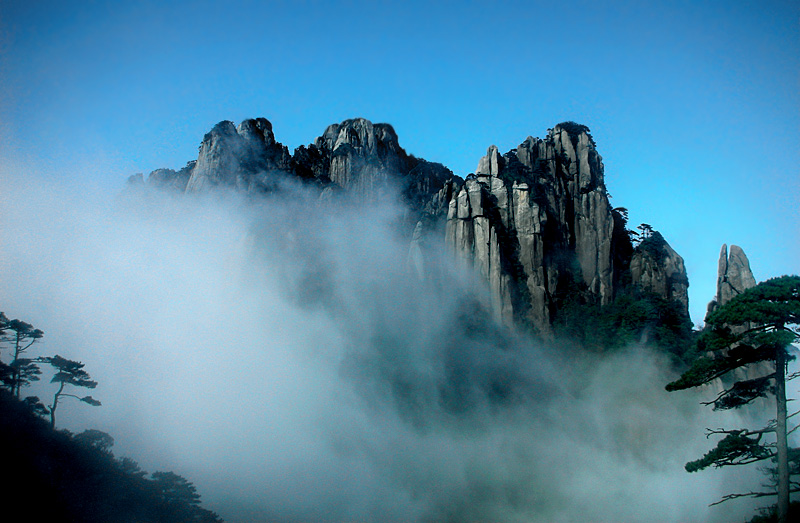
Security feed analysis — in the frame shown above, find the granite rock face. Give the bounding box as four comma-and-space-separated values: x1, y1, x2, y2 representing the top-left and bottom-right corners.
148, 162, 195, 192
314, 119, 407, 194
706, 244, 756, 318
138, 118, 690, 333
151, 117, 453, 210
186, 119, 293, 193
629, 233, 690, 312
444, 123, 620, 330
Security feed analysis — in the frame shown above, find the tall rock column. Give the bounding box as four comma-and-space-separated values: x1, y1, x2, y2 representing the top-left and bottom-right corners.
445, 175, 515, 325
706, 244, 757, 318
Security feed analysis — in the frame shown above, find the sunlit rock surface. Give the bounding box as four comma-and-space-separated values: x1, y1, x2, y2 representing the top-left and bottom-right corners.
139, 118, 691, 333
715, 244, 756, 308
705, 243, 757, 322
445, 124, 618, 331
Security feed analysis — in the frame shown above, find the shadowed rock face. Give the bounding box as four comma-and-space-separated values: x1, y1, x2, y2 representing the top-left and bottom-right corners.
137, 118, 690, 332
315, 119, 406, 194
630, 233, 689, 312
175, 117, 452, 207
186, 118, 293, 193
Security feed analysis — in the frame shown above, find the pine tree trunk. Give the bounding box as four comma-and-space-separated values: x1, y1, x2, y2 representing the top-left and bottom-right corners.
775, 346, 789, 523
50, 382, 63, 430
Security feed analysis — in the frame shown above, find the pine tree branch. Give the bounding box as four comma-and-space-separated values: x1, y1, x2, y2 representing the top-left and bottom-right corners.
709, 487, 800, 506
705, 426, 775, 438
700, 374, 774, 410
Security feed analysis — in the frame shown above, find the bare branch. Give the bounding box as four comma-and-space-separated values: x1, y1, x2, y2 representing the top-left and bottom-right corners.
705, 426, 775, 438
709, 487, 800, 506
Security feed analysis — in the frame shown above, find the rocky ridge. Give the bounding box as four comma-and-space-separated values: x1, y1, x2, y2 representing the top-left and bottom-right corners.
131, 117, 691, 335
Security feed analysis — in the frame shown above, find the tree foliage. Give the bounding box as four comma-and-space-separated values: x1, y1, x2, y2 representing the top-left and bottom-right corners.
667, 275, 800, 522
553, 282, 695, 362
39, 354, 101, 429
0, 311, 44, 397
0, 389, 223, 521
555, 121, 596, 147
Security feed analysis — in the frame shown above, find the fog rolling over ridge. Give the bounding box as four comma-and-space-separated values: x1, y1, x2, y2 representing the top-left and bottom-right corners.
0, 168, 762, 522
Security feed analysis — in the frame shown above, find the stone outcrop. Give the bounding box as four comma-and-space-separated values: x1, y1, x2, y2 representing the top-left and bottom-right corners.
629, 232, 689, 312
137, 117, 691, 333
148, 162, 194, 192
151, 117, 452, 210
186, 119, 292, 192
706, 244, 756, 318
309, 119, 407, 194
706, 245, 763, 385
443, 123, 619, 330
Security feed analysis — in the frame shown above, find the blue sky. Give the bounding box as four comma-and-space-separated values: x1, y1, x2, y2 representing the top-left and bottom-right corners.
1, 0, 798, 323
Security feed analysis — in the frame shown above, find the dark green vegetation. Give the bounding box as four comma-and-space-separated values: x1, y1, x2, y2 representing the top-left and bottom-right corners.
0, 389, 222, 522
1, 312, 222, 522
746, 502, 800, 522
666, 275, 800, 523
552, 228, 694, 363
1, 312, 101, 429
553, 284, 695, 362
555, 120, 597, 148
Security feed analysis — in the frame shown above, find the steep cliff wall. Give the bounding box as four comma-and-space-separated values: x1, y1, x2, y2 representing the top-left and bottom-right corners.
441, 123, 688, 332
135, 117, 689, 335
186, 118, 293, 192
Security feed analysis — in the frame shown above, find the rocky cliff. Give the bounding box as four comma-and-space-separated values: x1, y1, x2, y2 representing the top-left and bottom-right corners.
630, 232, 689, 312
706, 243, 756, 318
443, 124, 617, 330
440, 123, 688, 332
133, 117, 690, 335
148, 116, 453, 208
186, 118, 293, 193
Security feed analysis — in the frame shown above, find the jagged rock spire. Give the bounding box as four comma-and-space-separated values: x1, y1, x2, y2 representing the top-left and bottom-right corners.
134, 117, 691, 334
445, 123, 616, 331
706, 244, 756, 319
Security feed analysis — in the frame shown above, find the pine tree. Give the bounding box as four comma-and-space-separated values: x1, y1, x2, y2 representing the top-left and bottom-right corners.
666, 275, 800, 522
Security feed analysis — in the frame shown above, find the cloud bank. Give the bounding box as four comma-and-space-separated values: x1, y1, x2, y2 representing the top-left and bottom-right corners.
0, 164, 768, 522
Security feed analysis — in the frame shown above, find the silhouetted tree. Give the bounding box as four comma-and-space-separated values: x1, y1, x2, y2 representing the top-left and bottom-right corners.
75, 429, 115, 455
666, 275, 800, 523
0, 312, 44, 397
636, 223, 653, 241
39, 355, 101, 429
150, 471, 222, 522
152, 471, 201, 506
23, 395, 49, 417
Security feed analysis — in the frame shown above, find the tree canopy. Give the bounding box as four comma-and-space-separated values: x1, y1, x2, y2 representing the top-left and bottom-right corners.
667, 275, 800, 522
39, 354, 101, 429
0, 312, 44, 397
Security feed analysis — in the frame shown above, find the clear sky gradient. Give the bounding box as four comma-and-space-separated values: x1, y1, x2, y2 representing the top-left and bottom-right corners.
1, 0, 798, 323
